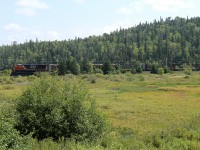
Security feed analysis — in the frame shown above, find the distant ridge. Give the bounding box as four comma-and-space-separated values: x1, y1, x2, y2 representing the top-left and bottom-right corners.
0, 16, 200, 70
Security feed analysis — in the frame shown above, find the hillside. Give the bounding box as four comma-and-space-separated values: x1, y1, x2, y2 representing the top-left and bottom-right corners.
0, 16, 200, 69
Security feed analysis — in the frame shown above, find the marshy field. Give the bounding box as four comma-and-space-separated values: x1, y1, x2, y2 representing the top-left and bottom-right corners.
1, 72, 200, 149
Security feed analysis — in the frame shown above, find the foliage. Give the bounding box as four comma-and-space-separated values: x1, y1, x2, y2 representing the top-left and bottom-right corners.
143, 117, 200, 149
15, 76, 108, 141
150, 63, 159, 74
80, 59, 93, 74
33, 71, 42, 77
131, 61, 143, 74
135, 66, 143, 74
58, 57, 80, 75
183, 64, 192, 75
157, 68, 164, 75
1, 17, 200, 71
1, 73, 200, 149
0, 112, 31, 150
87, 75, 96, 83
93, 68, 103, 74
102, 60, 112, 74
164, 66, 170, 74
0, 69, 11, 75
58, 59, 67, 75
66, 57, 80, 75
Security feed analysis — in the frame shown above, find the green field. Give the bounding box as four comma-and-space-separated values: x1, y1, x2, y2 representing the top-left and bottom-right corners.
90, 73, 200, 133
1, 72, 200, 149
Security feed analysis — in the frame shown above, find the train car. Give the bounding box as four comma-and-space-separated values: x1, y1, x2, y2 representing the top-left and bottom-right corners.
10, 64, 58, 76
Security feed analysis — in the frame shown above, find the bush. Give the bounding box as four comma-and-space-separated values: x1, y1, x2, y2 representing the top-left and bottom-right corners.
164, 66, 170, 74
27, 75, 38, 81
80, 59, 93, 74
143, 115, 200, 150
183, 64, 192, 75
151, 64, 159, 74
131, 67, 142, 74
131, 61, 143, 74
102, 61, 112, 75
0, 69, 11, 75
136, 66, 143, 74
15, 76, 108, 141
121, 69, 127, 74
93, 68, 103, 74
33, 71, 42, 77
0, 113, 31, 150
88, 75, 96, 83
158, 68, 164, 75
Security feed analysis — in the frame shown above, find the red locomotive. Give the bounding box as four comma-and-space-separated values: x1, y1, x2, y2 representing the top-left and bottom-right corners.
10, 64, 58, 76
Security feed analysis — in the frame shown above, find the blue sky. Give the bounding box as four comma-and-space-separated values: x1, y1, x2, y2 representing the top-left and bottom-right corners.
0, 0, 199, 45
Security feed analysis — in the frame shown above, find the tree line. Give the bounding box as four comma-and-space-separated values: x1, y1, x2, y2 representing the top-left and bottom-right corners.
1, 16, 200, 71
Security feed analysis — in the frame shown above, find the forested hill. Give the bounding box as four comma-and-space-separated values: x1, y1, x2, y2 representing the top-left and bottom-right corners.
1, 16, 200, 69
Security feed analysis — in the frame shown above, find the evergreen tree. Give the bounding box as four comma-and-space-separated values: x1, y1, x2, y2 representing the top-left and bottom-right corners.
1, 17, 200, 71
66, 56, 80, 75
58, 59, 67, 75
102, 60, 112, 74
80, 59, 93, 74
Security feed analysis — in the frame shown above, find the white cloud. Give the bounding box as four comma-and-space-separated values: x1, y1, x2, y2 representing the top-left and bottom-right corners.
3, 23, 60, 43
15, 8, 37, 16
115, 7, 133, 15
74, 0, 85, 4
103, 20, 133, 33
66, 26, 101, 39
145, 0, 194, 13
4, 23, 23, 32
15, 0, 49, 16
16, 0, 49, 9
116, 0, 195, 16
115, 2, 144, 15
130, 2, 144, 13
46, 31, 60, 40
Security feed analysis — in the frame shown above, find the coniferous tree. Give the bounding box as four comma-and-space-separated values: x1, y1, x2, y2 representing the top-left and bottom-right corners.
1, 17, 200, 71
58, 59, 67, 75
102, 60, 112, 74
80, 59, 93, 74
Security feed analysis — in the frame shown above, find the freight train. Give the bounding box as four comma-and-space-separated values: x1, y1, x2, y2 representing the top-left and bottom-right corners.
10, 64, 58, 76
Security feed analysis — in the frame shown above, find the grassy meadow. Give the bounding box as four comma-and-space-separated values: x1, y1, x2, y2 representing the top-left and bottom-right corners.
1, 72, 200, 149
89, 73, 200, 134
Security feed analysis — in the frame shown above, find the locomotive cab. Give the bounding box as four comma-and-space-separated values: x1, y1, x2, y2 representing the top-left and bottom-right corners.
13, 64, 26, 71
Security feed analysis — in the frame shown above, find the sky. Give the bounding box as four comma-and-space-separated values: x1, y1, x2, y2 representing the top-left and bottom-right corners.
0, 0, 199, 45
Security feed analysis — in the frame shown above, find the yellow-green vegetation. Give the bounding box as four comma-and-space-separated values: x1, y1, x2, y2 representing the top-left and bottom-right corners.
88, 73, 200, 134
1, 72, 200, 149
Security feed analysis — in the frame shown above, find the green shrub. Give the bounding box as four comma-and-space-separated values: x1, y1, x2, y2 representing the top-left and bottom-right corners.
158, 68, 164, 75
131, 68, 136, 74
27, 75, 38, 81
0, 114, 31, 150
1, 69, 11, 75
121, 69, 127, 74
138, 75, 145, 81
93, 68, 103, 74
15, 76, 108, 141
144, 116, 200, 150
164, 66, 170, 74
102, 61, 112, 75
90, 77, 96, 83
5, 78, 13, 84
184, 75, 190, 79
33, 71, 48, 77
151, 64, 158, 74
2, 85, 14, 90
80, 59, 93, 74
183, 64, 192, 75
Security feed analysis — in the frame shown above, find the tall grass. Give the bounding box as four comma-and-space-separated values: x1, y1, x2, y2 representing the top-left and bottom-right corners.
0, 72, 200, 149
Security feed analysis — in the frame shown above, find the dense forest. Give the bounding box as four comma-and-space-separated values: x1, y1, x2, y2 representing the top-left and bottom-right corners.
1, 16, 200, 71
